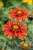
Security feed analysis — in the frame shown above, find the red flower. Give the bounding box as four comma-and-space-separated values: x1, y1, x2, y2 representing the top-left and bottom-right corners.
9, 7, 29, 21
3, 20, 28, 40
31, 11, 33, 16
21, 41, 31, 49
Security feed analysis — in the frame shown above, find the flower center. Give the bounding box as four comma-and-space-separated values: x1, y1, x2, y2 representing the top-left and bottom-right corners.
23, 43, 28, 47
17, 11, 22, 16
13, 25, 19, 29
10, 24, 20, 32
18, 11, 22, 14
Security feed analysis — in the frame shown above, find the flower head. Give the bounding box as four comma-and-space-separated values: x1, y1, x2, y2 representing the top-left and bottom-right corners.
21, 41, 31, 49
9, 7, 29, 21
3, 20, 28, 40
0, 1, 3, 9
22, 0, 33, 5
31, 11, 33, 16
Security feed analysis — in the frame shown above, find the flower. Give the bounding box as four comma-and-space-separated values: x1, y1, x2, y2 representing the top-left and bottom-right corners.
22, 0, 33, 5
9, 7, 29, 21
21, 41, 31, 49
3, 20, 28, 40
31, 11, 33, 16
0, 1, 3, 9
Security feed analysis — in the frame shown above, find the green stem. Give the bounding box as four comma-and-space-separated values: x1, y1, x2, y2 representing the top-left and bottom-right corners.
6, 1, 22, 11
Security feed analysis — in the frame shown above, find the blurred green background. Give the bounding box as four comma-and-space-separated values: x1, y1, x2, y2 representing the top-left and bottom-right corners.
0, 0, 33, 50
